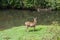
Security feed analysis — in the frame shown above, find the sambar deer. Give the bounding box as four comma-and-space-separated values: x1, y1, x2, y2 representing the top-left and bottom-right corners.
25, 17, 37, 31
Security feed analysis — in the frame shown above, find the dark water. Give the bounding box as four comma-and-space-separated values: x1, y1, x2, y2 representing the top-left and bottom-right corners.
0, 10, 60, 30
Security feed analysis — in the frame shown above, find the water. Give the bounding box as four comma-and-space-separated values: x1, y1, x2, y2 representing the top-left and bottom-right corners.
0, 10, 60, 30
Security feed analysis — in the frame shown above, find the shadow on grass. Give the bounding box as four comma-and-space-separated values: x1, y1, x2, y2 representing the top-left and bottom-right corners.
28, 28, 42, 32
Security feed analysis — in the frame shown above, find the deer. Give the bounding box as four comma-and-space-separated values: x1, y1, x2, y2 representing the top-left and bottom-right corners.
25, 17, 37, 31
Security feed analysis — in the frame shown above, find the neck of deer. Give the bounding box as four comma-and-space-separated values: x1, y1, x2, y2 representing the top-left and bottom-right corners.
33, 18, 37, 24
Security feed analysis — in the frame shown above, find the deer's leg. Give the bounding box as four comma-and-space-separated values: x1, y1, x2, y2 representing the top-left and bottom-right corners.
27, 26, 29, 32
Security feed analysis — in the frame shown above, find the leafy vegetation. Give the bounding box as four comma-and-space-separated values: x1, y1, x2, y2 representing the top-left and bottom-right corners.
0, 0, 60, 10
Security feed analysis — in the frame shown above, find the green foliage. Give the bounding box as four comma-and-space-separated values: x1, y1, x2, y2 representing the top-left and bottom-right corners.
7, 0, 23, 8
0, 0, 23, 8
45, 0, 60, 9
23, 0, 33, 8
0, 0, 8, 8
0, 0, 60, 9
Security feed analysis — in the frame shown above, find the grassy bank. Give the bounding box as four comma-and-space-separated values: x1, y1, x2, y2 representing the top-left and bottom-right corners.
0, 25, 60, 40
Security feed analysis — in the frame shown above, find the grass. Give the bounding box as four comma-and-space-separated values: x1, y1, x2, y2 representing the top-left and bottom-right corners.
0, 25, 60, 40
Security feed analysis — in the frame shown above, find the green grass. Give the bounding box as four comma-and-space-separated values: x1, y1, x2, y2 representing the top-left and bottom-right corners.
0, 25, 60, 40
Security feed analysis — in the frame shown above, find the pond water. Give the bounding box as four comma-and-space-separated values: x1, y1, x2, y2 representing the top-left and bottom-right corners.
0, 10, 60, 29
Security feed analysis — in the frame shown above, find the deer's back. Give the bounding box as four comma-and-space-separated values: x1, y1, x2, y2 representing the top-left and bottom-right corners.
25, 21, 36, 27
